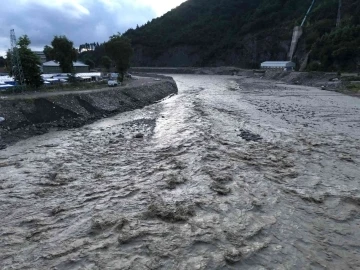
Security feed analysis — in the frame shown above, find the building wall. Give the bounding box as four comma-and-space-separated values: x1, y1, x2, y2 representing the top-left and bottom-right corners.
43, 66, 89, 74
261, 66, 285, 69
43, 66, 62, 74
261, 66, 294, 71
75, 66, 89, 73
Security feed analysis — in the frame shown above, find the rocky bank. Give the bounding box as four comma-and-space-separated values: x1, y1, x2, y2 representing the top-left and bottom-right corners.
0, 78, 178, 147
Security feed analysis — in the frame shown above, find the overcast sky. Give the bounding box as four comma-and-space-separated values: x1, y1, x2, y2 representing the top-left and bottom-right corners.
0, 0, 187, 57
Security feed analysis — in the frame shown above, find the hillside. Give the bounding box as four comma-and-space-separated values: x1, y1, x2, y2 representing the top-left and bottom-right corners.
123, 0, 360, 71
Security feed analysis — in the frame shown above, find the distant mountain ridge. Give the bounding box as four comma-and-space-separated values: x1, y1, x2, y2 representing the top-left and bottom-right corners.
123, 0, 360, 71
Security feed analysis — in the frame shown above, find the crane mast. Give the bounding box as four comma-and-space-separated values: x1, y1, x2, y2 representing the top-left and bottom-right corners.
10, 29, 25, 86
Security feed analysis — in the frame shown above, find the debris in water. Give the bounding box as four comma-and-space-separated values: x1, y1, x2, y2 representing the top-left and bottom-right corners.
224, 249, 243, 264
338, 154, 354, 162
210, 182, 231, 195
238, 129, 262, 142
147, 196, 195, 222
164, 173, 187, 189
134, 133, 144, 139
90, 212, 127, 235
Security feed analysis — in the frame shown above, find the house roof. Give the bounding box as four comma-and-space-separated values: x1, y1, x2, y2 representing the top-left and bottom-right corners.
43, 61, 89, 67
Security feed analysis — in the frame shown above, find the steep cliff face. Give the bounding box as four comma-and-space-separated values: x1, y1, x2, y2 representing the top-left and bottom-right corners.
124, 0, 360, 70
131, 32, 291, 68
132, 45, 201, 67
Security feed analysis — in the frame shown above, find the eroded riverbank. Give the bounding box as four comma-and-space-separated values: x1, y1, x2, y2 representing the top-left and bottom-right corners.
0, 75, 359, 269
0, 77, 177, 147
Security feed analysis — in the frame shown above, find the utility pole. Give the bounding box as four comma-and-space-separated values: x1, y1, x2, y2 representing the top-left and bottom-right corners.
336, 0, 342, 27
10, 29, 25, 86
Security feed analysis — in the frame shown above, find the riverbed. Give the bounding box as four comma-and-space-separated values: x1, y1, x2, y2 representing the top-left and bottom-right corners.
1, 75, 359, 269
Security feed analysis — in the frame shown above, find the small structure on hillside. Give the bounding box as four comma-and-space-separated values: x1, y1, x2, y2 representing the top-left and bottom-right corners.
261, 61, 295, 71
42, 61, 89, 74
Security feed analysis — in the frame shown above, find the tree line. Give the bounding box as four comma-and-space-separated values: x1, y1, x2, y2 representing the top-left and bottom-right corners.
6, 33, 133, 88
79, 42, 100, 53
122, 0, 359, 71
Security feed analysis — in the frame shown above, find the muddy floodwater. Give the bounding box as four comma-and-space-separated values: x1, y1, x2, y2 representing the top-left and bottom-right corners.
1, 75, 360, 269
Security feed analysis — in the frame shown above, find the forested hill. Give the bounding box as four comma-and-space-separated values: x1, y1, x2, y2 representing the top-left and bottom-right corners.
123, 0, 360, 71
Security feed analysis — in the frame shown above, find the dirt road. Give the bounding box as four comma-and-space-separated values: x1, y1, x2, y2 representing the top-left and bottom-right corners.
0, 77, 164, 100
0, 75, 359, 269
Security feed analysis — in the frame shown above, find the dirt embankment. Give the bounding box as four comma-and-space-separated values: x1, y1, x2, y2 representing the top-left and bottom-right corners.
0, 78, 178, 147
130, 66, 242, 75
131, 67, 339, 85
256, 70, 342, 89
250, 70, 360, 96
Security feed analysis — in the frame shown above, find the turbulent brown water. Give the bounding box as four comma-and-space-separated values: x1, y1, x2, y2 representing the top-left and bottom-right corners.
1, 75, 359, 269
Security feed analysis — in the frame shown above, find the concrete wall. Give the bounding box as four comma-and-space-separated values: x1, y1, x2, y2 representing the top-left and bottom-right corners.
0, 80, 178, 146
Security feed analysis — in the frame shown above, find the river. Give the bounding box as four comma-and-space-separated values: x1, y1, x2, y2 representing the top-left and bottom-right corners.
1, 75, 359, 269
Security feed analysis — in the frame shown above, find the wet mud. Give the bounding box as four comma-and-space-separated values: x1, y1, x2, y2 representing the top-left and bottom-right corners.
0, 75, 359, 269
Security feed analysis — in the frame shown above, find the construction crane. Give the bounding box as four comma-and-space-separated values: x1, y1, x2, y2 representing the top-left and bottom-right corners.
336, 0, 342, 27
301, 0, 316, 27
288, 0, 316, 60
10, 29, 25, 86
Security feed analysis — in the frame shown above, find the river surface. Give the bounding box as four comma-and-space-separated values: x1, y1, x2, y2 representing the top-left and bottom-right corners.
1, 75, 360, 269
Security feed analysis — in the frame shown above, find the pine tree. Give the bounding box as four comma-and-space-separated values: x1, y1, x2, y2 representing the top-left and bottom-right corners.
9, 35, 43, 88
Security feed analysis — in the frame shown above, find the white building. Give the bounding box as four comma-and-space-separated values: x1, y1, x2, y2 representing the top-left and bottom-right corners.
261, 61, 295, 71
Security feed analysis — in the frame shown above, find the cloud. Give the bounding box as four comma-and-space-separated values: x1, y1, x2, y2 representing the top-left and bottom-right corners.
135, 0, 187, 16
0, 0, 187, 57
98, 0, 186, 16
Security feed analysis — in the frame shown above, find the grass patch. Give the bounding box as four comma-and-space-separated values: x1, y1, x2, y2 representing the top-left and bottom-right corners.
341, 76, 360, 82
346, 83, 360, 92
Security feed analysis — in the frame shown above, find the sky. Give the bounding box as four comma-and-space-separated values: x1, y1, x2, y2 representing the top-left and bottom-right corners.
0, 0, 187, 57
